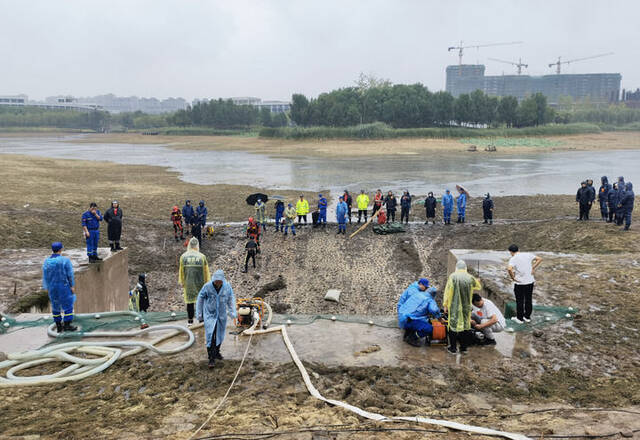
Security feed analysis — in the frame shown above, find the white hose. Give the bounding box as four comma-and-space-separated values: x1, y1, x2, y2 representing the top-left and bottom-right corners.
0, 316, 199, 387
262, 300, 273, 329
241, 324, 531, 440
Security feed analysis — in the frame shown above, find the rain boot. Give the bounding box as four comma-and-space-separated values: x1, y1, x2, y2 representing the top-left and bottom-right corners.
214, 344, 223, 360
405, 331, 422, 347
115, 242, 123, 251
110, 243, 115, 251
207, 346, 216, 368
55, 322, 63, 333
63, 321, 78, 332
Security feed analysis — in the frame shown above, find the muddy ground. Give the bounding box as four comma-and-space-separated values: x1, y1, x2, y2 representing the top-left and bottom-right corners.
1, 153, 640, 439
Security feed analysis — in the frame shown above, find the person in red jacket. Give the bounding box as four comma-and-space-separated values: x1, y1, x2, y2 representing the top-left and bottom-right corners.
171, 206, 184, 241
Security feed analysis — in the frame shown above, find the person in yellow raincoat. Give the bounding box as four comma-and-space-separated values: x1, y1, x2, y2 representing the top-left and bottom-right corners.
179, 237, 210, 325
443, 259, 481, 354
296, 194, 309, 225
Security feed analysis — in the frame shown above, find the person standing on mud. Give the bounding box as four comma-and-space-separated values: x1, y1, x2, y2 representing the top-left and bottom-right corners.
274, 200, 285, 232
317, 194, 328, 227
296, 195, 309, 225
179, 237, 210, 326
247, 217, 261, 253
619, 182, 634, 231
400, 190, 412, 224
444, 260, 481, 354
283, 203, 297, 237
356, 190, 369, 223
507, 244, 543, 324
196, 269, 237, 368
171, 206, 185, 241
82, 202, 103, 263
196, 200, 208, 228
343, 190, 353, 223
576, 181, 591, 221
608, 183, 618, 223
191, 220, 202, 247
598, 176, 611, 222
254, 198, 267, 233
182, 200, 195, 232
373, 189, 384, 214
456, 188, 467, 223
336, 196, 348, 235
242, 236, 258, 273
104, 200, 123, 252
442, 190, 453, 225
482, 193, 494, 225
424, 192, 437, 224
615, 177, 626, 226
384, 191, 397, 222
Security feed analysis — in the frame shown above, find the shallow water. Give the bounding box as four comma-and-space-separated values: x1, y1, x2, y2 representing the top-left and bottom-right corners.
1, 136, 639, 198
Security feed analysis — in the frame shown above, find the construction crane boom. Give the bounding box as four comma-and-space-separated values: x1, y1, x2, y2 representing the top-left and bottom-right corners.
488, 57, 528, 75
548, 52, 614, 74
448, 41, 523, 66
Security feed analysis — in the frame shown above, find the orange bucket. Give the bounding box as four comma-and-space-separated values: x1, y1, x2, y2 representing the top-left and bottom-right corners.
431, 320, 446, 340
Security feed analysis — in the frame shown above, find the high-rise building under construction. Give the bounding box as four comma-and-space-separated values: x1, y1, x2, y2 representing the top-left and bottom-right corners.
445, 65, 621, 105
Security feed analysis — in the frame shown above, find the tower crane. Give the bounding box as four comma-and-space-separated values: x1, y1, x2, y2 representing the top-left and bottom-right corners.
447, 41, 523, 66
548, 52, 614, 74
488, 57, 528, 75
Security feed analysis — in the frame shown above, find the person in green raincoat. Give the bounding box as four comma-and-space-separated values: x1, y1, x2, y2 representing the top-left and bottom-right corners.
179, 237, 210, 326
443, 260, 481, 354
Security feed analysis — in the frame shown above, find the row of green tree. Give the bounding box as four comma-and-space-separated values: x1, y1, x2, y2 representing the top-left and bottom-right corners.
166, 99, 287, 128
0, 106, 109, 131
290, 84, 555, 128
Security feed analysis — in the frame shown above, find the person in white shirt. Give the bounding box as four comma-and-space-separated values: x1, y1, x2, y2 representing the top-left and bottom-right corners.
471, 293, 505, 345
507, 244, 543, 324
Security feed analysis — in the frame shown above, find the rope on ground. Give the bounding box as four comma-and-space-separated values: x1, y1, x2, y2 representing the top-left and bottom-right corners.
239, 324, 531, 440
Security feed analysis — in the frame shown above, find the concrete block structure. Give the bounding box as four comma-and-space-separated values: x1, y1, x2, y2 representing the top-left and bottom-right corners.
74, 248, 129, 313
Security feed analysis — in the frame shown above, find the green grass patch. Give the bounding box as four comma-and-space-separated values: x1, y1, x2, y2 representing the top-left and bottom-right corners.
459, 137, 564, 148
152, 126, 259, 136
260, 122, 601, 140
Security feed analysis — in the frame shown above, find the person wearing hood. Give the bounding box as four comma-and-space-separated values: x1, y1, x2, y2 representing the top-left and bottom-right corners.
397, 278, 442, 347
196, 269, 237, 368
296, 195, 309, 225
616, 177, 626, 226
104, 200, 123, 251
424, 192, 437, 225
42, 242, 76, 333
482, 193, 494, 225
343, 190, 353, 223
283, 203, 297, 236
576, 181, 591, 220
356, 190, 369, 223
129, 273, 150, 313
384, 191, 397, 222
81, 202, 103, 263
196, 200, 208, 227
442, 190, 453, 225
274, 200, 285, 232
400, 191, 412, 224
443, 260, 481, 354
608, 183, 618, 223
180, 238, 211, 326
619, 182, 634, 231
182, 200, 195, 230
171, 205, 185, 241
254, 198, 267, 233
456, 188, 467, 223
317, 194, 328, 226
246, 217, 261, 253
598, 176, 612, 222
336, 196, 348, 235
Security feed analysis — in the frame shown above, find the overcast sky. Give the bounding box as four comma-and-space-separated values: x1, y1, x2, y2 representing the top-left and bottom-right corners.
1, 0, 638, 101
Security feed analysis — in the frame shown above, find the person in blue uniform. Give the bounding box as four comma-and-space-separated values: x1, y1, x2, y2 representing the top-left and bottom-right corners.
336, 196, 348, 235
81, 202, 103, 263
598, 176, 611, 222
317, 194, 328, 226
42, 242, 77, 332
274, 200, 285, 232
397, 278, 441, 347
620, 182, 634, 231
456, 189, 467, 223
442, 189, 453, 225
196, 200, 208, 227
182, 200, 195, 231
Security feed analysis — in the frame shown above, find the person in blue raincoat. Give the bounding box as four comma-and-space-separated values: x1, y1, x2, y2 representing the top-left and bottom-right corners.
317, 194, 328, 226
81, 202, 103, 263
196, 269, 237, 368
598, 176, 611, 222
619, 182, 634, 231
442, 190, 454, 225
274, 200, 285, 232
42, 242, 77, 333
336, 196, 348, 235
196, 200, 208, 227
456, 188, 467, 223
182, 200, 195, 229
397, 278, 441, 347
607, 183, 618, 223
615, 177, 626, 226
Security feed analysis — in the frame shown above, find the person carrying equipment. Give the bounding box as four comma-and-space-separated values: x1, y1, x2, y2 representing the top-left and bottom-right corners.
317, 194, 328, 226
255, 198, 267, 233
444, 260, 481, 354
456, 188, 467, 223
482, 193, 494, 225
196, 269, 237, 368
196, 200, 208, 227
274, 200, 285, 232
81, 202, 103, 263
336, 196, 348, 235
400, 190, 412, 224
296, 195, 309, 225
284, 203, 297, 236
424, 192, 437, 224
104, 200, 123, 251
356, 190, 369, 223
242, 236, 258, 273
598, 176, 611, 222
343, 190, 353, 223
182, 200, 195, 231
397, 278, 442, 347
247, 217, 261, 253
442, 189, 453, 225
42, 242, 77, 333
171, 205, 185, 241
179, 238, 211, 326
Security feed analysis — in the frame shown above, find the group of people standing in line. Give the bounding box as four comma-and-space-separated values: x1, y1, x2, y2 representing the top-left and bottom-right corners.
171, 200, 209, 244
578, 176, 634, 230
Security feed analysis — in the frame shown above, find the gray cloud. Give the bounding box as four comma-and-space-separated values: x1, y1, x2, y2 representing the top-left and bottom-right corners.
1, 0, 638, 101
